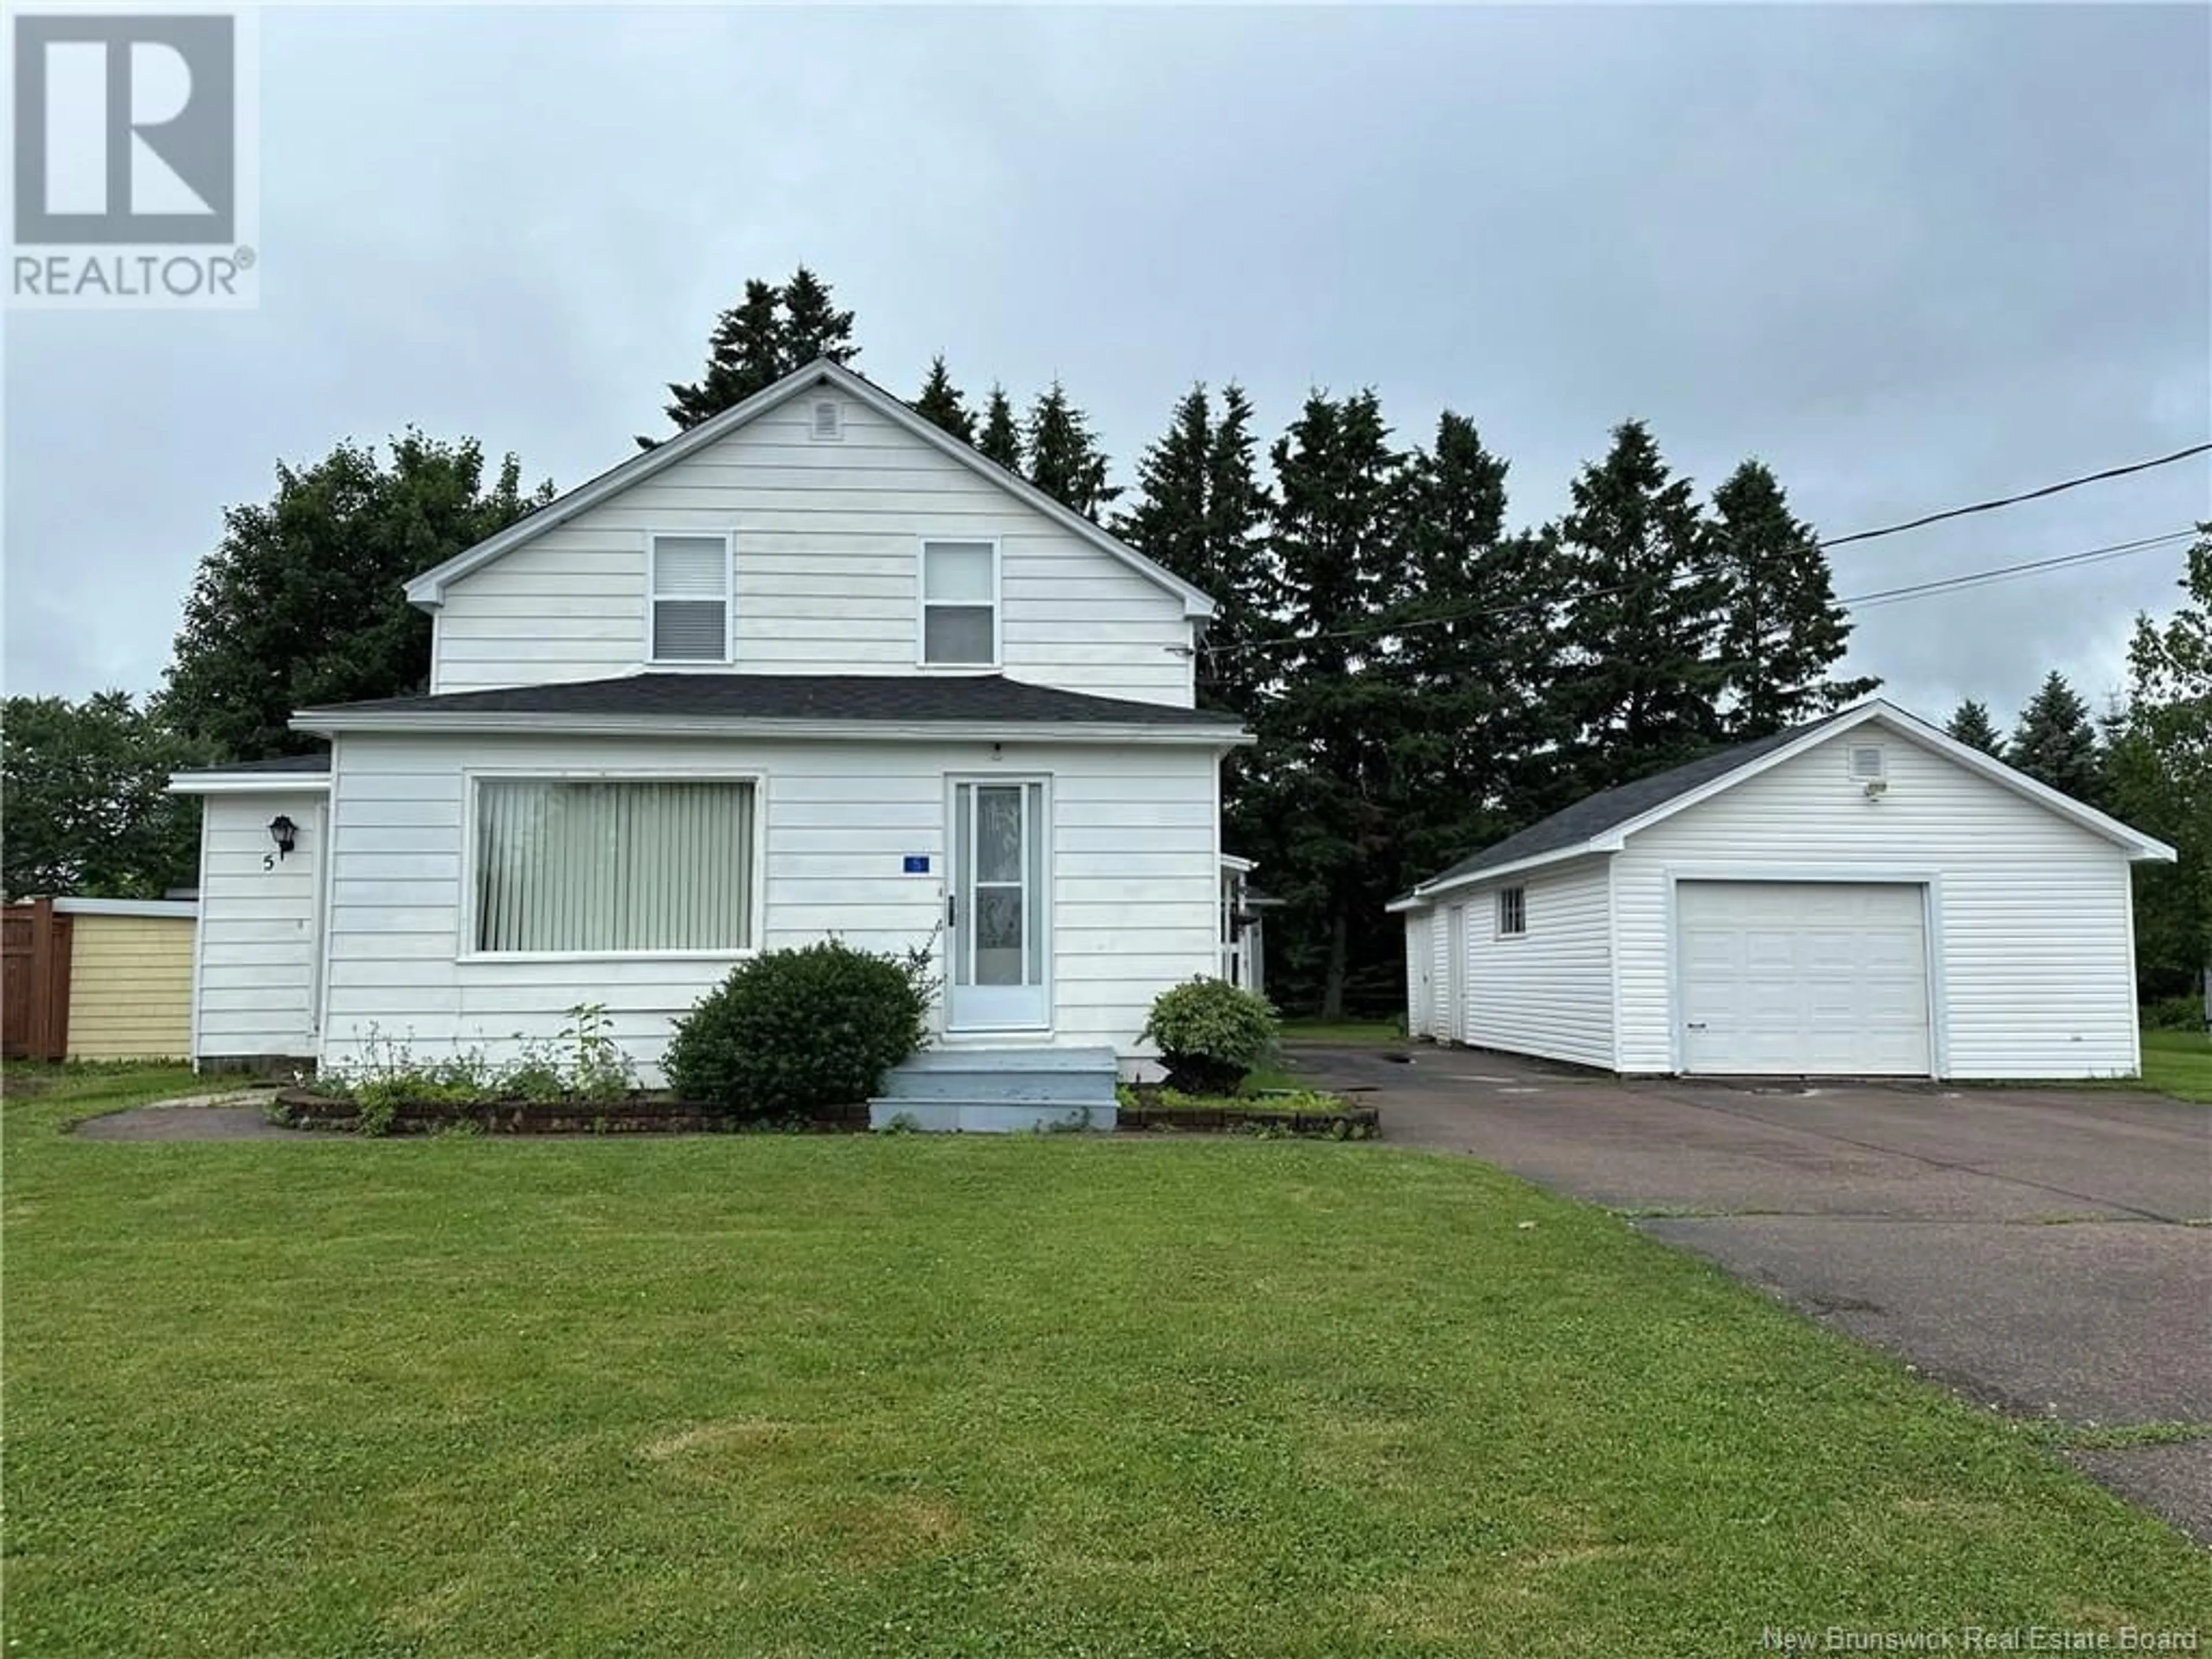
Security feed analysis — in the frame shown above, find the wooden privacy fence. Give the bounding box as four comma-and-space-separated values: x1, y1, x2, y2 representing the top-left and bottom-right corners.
3, 898, 75, 1062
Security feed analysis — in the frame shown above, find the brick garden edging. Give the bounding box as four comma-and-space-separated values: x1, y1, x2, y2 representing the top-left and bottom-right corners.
272, 1089, 868, 1135
1115, 1100, 1380, 1137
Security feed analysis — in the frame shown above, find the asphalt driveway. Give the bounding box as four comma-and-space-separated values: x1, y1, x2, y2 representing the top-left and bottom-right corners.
1294, 1042, 2212, 1540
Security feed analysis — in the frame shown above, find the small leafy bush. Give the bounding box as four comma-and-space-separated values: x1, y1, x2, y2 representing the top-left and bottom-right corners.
1140, 977, 1279, 1095
2142, 993, 2208, 1032
665, 940, 931, 1117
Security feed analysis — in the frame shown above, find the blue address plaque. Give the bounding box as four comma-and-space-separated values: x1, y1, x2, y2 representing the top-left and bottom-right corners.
902, 854, 931, 874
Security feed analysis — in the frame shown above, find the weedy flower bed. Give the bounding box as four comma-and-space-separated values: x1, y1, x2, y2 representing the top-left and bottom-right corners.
267, 1090, 870, 1137
1115, 1084, 1378, 1139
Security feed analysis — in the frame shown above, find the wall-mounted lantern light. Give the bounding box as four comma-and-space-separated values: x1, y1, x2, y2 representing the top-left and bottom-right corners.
268, 813, 299, 859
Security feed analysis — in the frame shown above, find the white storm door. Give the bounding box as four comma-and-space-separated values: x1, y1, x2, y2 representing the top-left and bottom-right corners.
947, 779, 1050, 1031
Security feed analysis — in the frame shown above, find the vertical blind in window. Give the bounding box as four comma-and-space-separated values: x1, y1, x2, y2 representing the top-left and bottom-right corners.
922, 541, 995, 664
475, 779, 753, 953
652, 535, 730, 661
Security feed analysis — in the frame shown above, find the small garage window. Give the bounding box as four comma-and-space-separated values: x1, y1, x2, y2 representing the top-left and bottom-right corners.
1496, 885, 1527, 938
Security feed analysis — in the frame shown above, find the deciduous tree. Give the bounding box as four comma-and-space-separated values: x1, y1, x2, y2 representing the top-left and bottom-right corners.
2, 692, 203, 899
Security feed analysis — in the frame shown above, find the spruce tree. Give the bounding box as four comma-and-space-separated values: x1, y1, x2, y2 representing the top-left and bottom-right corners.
976, 385, 1022, 472
1239, 390, 1408, 1017
2008, 671, 2105, 804
778, 264, 859, 368
646, 266, 859, 446
1115, 384, 1275, 715
1706, 459, 1877, 737
912, 355, 975, 443
1944, 699, 2005, 756
651, 279, 786, 444
1554, 421, 1728, 792
1024, 381, 1118, 520
1389, 412, 1566, 872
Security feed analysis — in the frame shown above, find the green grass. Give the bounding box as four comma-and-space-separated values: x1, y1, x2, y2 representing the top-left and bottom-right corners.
1278, 1017, 1405, 1046
2139, 1027, 2212, 1104
6, 1066, 2208, 1657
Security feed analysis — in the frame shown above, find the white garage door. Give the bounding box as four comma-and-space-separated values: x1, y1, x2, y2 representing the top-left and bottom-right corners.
1676, 881, 1931, 1075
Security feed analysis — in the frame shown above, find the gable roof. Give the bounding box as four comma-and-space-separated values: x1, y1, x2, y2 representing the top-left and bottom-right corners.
402, 359, 1218, 620
1397, 699, 2174, 906
290, 672, 1247, 744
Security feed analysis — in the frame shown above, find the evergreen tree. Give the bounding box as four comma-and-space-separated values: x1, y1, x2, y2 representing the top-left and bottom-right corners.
1944, 698, 2005, 756
651, 279, 785, 443
160, 434, 552, 761
1388, 412, 1567, 875
778, 264, 858, 367
1237, 390, 1408, 1018
1706, 459, 1877, 737
2008, 671, 2105, 804
1554, 421, 1728, 793
912, 354, 975, 443
646, 266, 859, 445
1114, 384, 1275, 716
1024, 381, 1118, 520
976, 385, 1022, 472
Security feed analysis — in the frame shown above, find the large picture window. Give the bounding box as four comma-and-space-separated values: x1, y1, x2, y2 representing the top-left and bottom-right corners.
474, 778, 755, 954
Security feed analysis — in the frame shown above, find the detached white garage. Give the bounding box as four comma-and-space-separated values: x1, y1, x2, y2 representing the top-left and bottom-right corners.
1392, 700, 2173, 1081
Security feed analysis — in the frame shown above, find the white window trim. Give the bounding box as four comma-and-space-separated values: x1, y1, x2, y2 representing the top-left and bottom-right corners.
457, 766, 766, 963
915, 536, 1002, 671
1496, 884, 1527, 940
644, 531, 736, 668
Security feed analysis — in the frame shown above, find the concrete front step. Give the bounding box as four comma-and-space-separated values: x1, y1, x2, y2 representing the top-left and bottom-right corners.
869, 1046, 1122, 1132
866, 1098, 1118, 1134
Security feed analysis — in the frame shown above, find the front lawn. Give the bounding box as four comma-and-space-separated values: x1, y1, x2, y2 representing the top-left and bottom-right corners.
6, 1066, 2207, 1656
2141, 1027, 2211, 1104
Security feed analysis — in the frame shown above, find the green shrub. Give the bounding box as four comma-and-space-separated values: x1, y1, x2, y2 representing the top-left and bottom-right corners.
2142, 993, 2209, 1032
665, 940, 931, 1116
1140, 977, 1278, 1095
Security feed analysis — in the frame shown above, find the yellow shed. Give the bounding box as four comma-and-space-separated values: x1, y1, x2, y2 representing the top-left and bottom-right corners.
55, 899, 198, 1061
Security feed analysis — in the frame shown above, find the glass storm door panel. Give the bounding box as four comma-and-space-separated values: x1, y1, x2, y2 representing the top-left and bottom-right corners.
947, 780, 1048, 1030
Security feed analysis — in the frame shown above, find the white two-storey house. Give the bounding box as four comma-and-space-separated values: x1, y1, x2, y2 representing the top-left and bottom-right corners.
171, 361, 1253, 1123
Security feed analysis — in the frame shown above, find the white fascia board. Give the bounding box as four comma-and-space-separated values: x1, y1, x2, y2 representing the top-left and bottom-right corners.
167, 773, 331, 796
53, 897, 199, 918
404, 361, 1218, 620
1383, 893, 1429, 915
290, 710, 1251, 748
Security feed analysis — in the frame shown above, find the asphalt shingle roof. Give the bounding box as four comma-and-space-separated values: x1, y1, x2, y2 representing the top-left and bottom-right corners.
1414, 710, 1851, 892
296, 673, 1244, 729
173, 751, 331, 778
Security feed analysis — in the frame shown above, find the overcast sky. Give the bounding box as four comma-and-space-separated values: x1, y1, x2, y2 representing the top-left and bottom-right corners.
6, 3, 2208, 725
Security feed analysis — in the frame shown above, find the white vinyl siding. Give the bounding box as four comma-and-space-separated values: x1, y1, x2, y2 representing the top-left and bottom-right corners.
429, 399, 1192, 703
1613, 727, 2141, 1078
472, 778, 755, 955
1455, 858, 1616, 1069
647, 534, 733, 662
319, 733, 1219, 1081
191, 791, 325, 1062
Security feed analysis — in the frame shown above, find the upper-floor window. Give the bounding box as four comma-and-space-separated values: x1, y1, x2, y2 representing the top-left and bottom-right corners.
650, 533, 733, 663
920, 540, 998, 666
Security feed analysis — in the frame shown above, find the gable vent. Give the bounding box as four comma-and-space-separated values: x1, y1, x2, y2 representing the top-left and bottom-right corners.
809, 397, 843, 442
1847, 744, 1886, 781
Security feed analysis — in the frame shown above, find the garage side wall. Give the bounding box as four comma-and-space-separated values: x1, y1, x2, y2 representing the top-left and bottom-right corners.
1452, 856, 1616, 1069
1611, 729, 2139, 1078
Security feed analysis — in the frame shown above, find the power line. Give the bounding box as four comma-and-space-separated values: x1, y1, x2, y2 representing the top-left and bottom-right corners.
1839, 528, 2194, 609
1817, 443, 2212, 550
1194, 440, 2212, 662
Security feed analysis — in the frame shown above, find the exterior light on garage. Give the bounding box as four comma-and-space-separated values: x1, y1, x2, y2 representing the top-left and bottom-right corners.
267, 813, 299, 858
